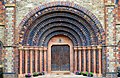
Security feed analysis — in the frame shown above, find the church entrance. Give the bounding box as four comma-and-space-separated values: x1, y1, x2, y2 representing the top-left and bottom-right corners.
51, 45, 70, 71
48, 35, 73, 73
18, 2, 105, 77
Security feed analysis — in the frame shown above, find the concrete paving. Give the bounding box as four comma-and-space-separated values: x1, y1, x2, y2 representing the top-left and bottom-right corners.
33, 74, 93, 78
33, 75, 88, 78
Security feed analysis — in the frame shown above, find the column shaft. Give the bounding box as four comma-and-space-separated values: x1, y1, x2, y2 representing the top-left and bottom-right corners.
88, 47, 91, 73
19, 49, 22, 74
98, 46, 102, 76
40, 48, 43, 72
79, 48, 82, 72
44, 48, 47, 72
30, 49, 33, 73
93, 47, 96, 74
74, 48, 77, 71
83, 47, 86, 72
35, 48, 38, 72
25, 49, 28, 74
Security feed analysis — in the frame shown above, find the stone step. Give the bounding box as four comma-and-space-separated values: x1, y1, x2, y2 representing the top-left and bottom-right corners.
51, 71, 71, 75
33, 75, 88, 78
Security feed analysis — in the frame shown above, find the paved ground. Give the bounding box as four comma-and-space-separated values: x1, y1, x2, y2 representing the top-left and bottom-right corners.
20, 73, 96, 78
33, 74, 89, 78
32, 73, 94, 78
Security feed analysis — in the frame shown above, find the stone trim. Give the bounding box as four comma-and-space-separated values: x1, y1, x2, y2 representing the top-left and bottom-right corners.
5, 4, 16, 7
0, 23, 5, 26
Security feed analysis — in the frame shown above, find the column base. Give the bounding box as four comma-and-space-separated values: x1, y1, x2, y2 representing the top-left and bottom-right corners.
98, 74, 102, 77
18, 74, 24, 78
3, 73, 17, 78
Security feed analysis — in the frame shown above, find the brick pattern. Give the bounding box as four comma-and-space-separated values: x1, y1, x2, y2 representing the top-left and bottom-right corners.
5, 7, 15, 46
0, 0, 5, 24
18, 1, 105, 47
118, 1, 120, 21
3, 1, 16, 78
16, 0, 104, 30
105, 0, 118, 77
0, 0, 119, 78
0, 26, 4, 43
4, 47, 14, 72
17, 2, 106, 77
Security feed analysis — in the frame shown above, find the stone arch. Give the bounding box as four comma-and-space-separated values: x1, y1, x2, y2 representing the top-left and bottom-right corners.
18, 1, 105, 46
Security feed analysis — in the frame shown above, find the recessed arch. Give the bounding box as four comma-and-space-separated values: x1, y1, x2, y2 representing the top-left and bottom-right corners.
17, 1, 106, 75
18, 1, 105, 46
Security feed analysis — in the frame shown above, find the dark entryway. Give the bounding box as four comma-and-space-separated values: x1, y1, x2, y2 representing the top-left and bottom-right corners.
51, 45, 70, 71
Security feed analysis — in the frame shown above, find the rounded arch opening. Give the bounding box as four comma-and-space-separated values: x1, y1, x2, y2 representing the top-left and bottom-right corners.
18, 1, 105, 47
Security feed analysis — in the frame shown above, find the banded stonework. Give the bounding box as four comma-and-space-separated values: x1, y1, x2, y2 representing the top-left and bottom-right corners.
17, 1, 105, 78
0, 0, 119, 78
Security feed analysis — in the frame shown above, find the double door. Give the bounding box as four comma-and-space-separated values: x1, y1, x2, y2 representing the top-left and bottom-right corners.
51, 45, 70, 71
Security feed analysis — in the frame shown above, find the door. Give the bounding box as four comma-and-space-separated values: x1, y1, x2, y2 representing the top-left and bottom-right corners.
51, 45, 70, 71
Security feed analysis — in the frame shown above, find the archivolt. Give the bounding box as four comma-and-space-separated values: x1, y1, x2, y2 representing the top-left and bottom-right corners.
19, 1, 105, 46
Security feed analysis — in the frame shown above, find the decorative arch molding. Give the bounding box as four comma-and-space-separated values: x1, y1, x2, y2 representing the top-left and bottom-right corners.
18, 1, 105, 46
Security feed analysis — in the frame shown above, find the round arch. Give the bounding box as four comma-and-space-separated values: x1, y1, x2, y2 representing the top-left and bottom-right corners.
17, 1, 106, 75
18, 1, 105, 47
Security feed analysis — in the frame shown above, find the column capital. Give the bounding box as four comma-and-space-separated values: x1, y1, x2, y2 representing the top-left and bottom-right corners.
18, 46, 23, 50
92, 46, 97, 49
38, 47, 43, 50
78, 47, 82, 50
97, 46, 102, 49
24, 47, 29, 50
34, 47, 39, 50
74, 47, 78, 50
82, 46, 86, 49
29, 47, 33, 50
87, 46, 91, 49
43, 47, 47, 51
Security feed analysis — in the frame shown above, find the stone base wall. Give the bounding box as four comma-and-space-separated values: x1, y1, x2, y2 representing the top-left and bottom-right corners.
3, 74, 17, 78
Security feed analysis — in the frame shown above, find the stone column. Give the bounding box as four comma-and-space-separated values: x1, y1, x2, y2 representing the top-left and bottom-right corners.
44, 47, 47, 72
98, 46, 102, 76
3, 0, 16, 77
78, 47, 82, 72
39, 47, 43, 72
30, 48, 33, 73
88, 47, 91, 73
19, 48, 23, 75
25, 48, 28, 74
35, 48, 38, 72
92, 46, 96, 75
83, 47, 86, 73
74, 47, 78, 71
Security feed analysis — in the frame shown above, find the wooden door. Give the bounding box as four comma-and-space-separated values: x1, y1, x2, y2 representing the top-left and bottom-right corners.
51, 45, 70, 71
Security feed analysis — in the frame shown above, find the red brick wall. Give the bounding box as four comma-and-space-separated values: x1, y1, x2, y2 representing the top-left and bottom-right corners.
118, 1, 120, 21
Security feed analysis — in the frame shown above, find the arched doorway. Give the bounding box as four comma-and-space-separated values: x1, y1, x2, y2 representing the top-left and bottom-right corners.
48, 35, 73, 72
18, 1, 105, 77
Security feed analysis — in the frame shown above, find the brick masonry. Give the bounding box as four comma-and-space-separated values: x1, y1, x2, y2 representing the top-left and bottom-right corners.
0, 0, 119, 78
